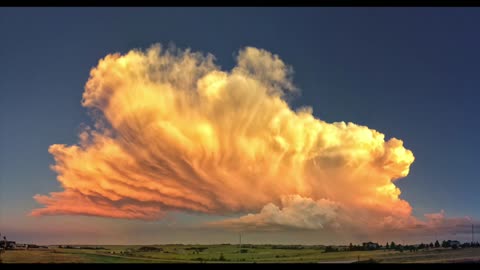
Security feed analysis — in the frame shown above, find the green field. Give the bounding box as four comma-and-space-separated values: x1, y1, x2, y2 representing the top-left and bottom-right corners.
2, 245, 480, 263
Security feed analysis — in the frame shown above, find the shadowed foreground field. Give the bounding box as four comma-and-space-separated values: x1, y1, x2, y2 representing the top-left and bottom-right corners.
2, 245, 480, 263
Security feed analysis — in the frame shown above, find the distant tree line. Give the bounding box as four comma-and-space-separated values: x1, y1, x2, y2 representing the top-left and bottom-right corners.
323, 240, 480, 253
270, 245, 305, 250
58, 245, 107, 250
185, 247, 208, 254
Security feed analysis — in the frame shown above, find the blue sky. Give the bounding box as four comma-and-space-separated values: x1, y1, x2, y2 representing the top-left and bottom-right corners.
1, 7, 479, 244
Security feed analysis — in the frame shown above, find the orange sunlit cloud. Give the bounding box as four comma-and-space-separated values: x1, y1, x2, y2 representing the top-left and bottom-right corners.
31, 44, 469, 234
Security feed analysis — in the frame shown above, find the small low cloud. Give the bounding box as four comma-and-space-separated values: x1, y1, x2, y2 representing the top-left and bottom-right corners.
209, 195, 339, 231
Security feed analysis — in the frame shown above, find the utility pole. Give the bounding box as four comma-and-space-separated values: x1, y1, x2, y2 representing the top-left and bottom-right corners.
239, 233, 242, 252
472, 224, 475, 244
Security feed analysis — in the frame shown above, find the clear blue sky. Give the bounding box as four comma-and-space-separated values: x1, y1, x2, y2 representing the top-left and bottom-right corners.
1, 7, 479, 244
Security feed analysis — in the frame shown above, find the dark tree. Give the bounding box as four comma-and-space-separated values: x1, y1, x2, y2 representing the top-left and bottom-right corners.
390, 241, 396, 249
386, 242, 390, 249
219, 253, 226, 261
435, 240, 440, 248
324, 246, 339, 253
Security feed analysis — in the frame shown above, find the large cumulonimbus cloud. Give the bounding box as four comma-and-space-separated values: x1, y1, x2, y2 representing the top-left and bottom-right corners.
31, 44, 471, 234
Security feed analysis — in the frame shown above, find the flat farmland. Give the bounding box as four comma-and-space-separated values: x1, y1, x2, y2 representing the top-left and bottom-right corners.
2, 245, 480, 263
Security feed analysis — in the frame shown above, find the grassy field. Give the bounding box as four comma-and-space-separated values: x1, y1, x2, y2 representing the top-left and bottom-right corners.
2, 245, 480, 263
